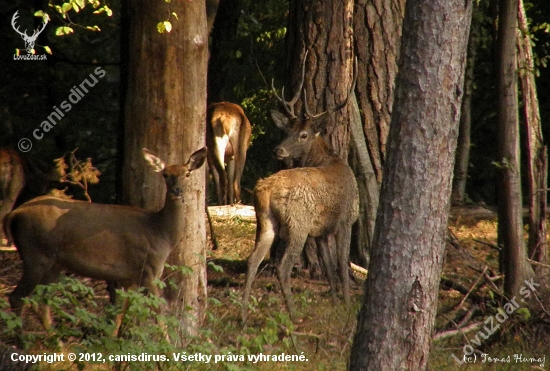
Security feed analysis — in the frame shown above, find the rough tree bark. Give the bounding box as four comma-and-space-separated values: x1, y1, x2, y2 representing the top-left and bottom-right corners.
350, 0, 405, 264
122, 0, 208, 332
496, 0, 534, 297
349, 0, 472, 369
451, 20, 478, 206
517, 0, 547, 268
283, 0, 355, 276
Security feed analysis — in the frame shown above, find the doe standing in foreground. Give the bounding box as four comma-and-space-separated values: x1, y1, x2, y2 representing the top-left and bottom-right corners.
242, 61, 359, 321
5, 147, 207, 325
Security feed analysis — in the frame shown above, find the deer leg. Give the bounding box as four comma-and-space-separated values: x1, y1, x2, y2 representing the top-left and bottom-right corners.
207, 154, 224, 205
226, 158, 236, 205
233, 140, 248, 204
277, 232, 308, 321
106, 281, 119, 304
9, 257, 54, 316
33, 264, 62, 330
335, 224, 352, 306
242, 213, 278, 322
316, 236, 338, 303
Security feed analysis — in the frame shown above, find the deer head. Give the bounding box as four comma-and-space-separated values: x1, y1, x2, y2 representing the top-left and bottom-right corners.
271, 52, 357, 166
11, 11, 47, 54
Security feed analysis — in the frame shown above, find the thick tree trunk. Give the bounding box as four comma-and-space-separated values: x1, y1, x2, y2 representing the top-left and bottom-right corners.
349, 0, 472, 369
517, 0, 547, 268
350, 0, 405, 263
285, 0, 355, 276
496, 0, 534, 297
353, 0, 405, 183
122, 0, 208, 332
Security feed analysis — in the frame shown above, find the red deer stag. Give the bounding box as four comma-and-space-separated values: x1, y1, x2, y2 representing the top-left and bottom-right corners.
242, 55, 359, 321
5, 147, 206, 327
206, 102, 252, 205
0, 148, 59, 245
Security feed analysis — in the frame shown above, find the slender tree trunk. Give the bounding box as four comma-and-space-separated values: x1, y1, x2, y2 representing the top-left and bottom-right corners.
122, 0, 208, 333
349, 0, 472, 369
451, 22, 478, 206
496, 0, 534, 297
517, 0, 547, 268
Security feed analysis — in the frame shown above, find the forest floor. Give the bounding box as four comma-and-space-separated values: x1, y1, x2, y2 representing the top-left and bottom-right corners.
0, 205, 549, 370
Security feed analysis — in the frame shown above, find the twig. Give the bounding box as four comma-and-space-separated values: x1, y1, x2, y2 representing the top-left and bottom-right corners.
527, 258, 550, 268
456, 304, 479, 328
473, 239, 501, 251
482, 272, 505, 297
433, 321, 484, 341
350, 262, 368, 277
450, 266, 488, 315
532, 291, 550, 317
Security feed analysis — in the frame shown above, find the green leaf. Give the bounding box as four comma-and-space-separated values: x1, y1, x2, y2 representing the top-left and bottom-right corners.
516, 307, 531, 321
44, 46, 52, 55
157, 22, 166, 33
62, 2, 72, 13
103, 5, 113, 17
74, 0, 86, 9
163, 21, 172, 33
55, 26, 74, 36
171, 12, 178, 20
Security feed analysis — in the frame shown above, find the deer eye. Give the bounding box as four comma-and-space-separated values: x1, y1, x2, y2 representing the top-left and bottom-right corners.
300, 132, 308, 140
186, 172, 191, 178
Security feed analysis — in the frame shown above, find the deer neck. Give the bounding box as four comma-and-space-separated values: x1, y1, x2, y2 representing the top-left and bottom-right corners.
157, 195, 186, 246
299, 137, 336, 167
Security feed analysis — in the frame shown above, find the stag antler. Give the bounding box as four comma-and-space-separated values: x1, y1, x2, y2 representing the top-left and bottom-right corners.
272, 50, 308, 119
303, 56, 358, 119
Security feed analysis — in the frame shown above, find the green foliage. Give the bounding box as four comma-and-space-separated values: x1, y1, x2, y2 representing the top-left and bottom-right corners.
0, 298, 23, 340
50, 0, 112, 33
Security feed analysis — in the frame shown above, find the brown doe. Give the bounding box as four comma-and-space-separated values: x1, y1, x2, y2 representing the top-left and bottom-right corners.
242, 55, 359, 321
206, 102, 252, 205
5, 147, 207, 327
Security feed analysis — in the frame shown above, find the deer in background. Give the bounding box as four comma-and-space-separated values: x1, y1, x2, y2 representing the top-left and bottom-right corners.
5, 147, 206, 328
242, 55, 359, 321
206, 102, 252, 205
0, 148, 60, 246
0, 149, 24, 245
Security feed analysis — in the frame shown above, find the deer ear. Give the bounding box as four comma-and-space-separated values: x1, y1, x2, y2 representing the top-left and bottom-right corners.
186, 147, 207, 172
142, 148, 166, 172
271, 110, 290, 131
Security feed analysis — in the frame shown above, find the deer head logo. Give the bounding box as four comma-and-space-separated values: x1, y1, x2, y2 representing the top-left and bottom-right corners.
11, 11, 47, 54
